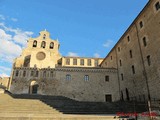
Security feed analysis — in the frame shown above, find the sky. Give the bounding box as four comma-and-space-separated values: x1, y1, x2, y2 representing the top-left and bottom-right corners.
0, 0, 148, 77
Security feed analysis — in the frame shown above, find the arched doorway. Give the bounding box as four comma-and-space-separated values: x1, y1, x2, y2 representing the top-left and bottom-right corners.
29, 81, 39, 94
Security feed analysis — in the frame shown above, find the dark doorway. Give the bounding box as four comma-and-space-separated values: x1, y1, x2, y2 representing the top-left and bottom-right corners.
32, 84, 39, 94
105, 94, 112, 102
126, 88, 130, 101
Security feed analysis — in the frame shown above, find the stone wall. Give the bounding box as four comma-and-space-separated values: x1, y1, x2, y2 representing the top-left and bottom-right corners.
0, 77, 10, 89
101, 0, 160, 101
10, 67, 119, 102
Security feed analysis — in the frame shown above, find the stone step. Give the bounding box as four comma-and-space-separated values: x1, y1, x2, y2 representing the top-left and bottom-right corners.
0, 110, 61, 114
0, 113, 118, 120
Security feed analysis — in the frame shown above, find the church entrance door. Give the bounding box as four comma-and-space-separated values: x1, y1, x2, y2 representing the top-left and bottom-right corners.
32, 84, 39, 94
29, 81, 39, 94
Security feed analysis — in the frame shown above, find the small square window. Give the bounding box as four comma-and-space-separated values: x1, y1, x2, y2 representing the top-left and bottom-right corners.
66, 74, 71, 80
84, 75, 89, 81
105, 94, 112, 102
105, 76, 109, 82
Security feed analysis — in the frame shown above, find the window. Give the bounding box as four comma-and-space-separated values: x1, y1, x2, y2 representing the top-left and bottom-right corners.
66, 59, 70, 65
94, 60, 98, 67
147, 55, 151, 66
143, 37, 147, 47
66, 74, 71, 80
119, 60, 122, 66
132, 65, 135, 74
50, 42, 54, 49
35, 71, 39, 77
41, 41, 46, 48
30, 71, 34, 76
155, 2, 160, 11
15, 70, 19, 77
118, 47, 120, 52
111, 56, 112, 60
23, 71, 26, 77
105, 94, 112, 102
127, 36, 130, 42
129, 50, 132, 58
105, 76, 109, 82
139, 21, 143, 28
87, 59, 92, 66
80, 59, 84, 66
84, 75, 89, 81
73, 59, 77, 65
33, 40, 37, 47
121, 73, 124, 81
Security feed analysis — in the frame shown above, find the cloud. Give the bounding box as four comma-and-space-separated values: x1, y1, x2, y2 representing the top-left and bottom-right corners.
0, 23, 33, 63
67, 52, 79, 57
0, 29, 12, 41
0, 14, 5, 20
0, 73, 9, 78
103, 39, 114, 48
0, 66, 11, 78
94, 53, 100, 58
0, 66, 11, 72
11, 18, 18, 22
0, 14, 18, 22
0, 23, 33, 46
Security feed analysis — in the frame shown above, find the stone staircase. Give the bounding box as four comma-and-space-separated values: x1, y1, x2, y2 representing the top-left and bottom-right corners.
0, 92, 148, 120
0, 93, 119, 120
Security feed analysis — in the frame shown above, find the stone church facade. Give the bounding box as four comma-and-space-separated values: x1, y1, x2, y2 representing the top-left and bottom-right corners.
6, 0, 160, 102
9, 30, 119, 102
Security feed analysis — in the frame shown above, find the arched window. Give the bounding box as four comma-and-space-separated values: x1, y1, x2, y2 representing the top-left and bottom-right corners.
50, 42, 54, 49
41, 41, 46, 48
84, 75, 89, 81
33, 40, 37, 47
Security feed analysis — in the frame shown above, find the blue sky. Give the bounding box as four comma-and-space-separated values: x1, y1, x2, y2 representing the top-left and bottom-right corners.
0, 0, 148, 77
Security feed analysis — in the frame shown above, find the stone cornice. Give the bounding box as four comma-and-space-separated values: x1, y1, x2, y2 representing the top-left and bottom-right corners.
13, 67, 117, 73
